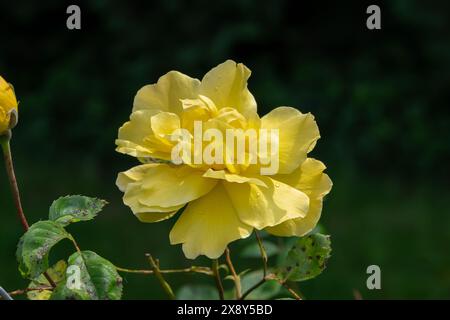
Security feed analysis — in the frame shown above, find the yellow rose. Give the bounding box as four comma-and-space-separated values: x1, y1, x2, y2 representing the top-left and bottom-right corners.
116, 60, 332, 259
0, 75, 18, 134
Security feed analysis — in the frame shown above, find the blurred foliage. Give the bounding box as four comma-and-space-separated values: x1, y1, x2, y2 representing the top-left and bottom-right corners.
0, 0, 449, 299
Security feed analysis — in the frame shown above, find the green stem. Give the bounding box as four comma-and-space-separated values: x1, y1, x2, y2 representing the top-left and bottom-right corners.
4, 285, 54, 299
1, 132, 57, 288
115, 265, 213, 276
212, 259, 225, 300
255, 231, 268, 277
225, 247, 241, 299
70, 236, 82, 253
276, 278, 302, 300
146, 254, 176, 300
240, 273, 302, 300
240, 277, 266, 300
1, 133, 29, 230
240, 231, 272, 300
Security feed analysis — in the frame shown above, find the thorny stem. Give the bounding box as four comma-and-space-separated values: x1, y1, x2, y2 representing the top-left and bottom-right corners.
42, 273, 57, 289
240, 231, 301, 300
146, 254, 176, 300
240, 277, 266, 300
277, 278, 302, 300
240, 274, 302, 300
115, 265, 214, 276
1, 134, 28, 230
0, 133, 57, 289
240, 231, 269, 300
0, 285, 54, 300
70, 236, 82, 253
212, 259, 225, 300
255, 231, 268, 277
225, 247, 241, 299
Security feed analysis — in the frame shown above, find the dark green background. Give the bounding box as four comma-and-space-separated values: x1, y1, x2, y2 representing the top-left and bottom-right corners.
1, 0, 449, 299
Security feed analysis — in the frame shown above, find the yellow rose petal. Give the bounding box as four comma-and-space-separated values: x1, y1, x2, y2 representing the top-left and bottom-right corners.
0, 75, 18, 133
149, 111, 181, 150
116, 109, 159, 156
116, 109, 177, 160
199, 60, 257, 116
169, 183, 253, 259
181, 95, 218, 132
133, 71, 200, 114
202, 168, 267, 187
264, 198, 323, 237
265, 158, 332, 236
116, 163, 217, 216
276, 158, 333, 198
0, 106, 8, 133
117, 164, 184, 216
151, 112, 180, 137
134, 211, 178, 223
0, 76, 18, 109
261, 106, 320, 174
224, 177, 309, 230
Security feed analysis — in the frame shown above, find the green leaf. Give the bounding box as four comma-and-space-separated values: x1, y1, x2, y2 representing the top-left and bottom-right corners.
49, 195, 107, 226
27, 260, 67, 300
51, 251, 122, 300
17, 221, 72, 279
177, 284, 218, 300
275, 237, 298, 266
51, 282, 90, 300
240, 270, 281, 299
242, 241, 279, 258
278, 233, 331, 282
